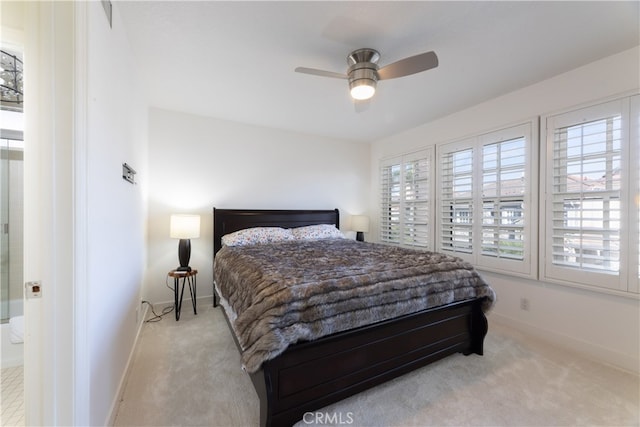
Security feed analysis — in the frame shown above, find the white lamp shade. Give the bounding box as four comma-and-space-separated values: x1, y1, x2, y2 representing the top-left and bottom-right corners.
351, 215, 370, 233
170, 214, 200, 239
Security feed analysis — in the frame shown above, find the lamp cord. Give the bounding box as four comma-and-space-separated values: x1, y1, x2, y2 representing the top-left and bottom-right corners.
141, 276, 177, 322
141, 300, 174, 322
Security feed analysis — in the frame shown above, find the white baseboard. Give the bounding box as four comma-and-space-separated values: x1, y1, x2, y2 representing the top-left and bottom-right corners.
105, 303, 149, 426
490, 313, 639, 375
104, 295, 212, 425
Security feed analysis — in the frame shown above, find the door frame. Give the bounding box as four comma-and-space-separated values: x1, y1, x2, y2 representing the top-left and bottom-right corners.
23, 2, 89, 425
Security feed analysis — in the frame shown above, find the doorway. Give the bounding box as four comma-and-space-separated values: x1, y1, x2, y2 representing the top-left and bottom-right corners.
0, 128, 24, 325
0, 47, 25, 427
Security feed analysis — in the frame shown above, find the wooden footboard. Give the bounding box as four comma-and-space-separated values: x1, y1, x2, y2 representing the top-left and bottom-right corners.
249, 298, 488, 427
212, 208, 490, 427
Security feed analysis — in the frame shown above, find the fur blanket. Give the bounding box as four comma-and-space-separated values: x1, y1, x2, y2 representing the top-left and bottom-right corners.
214, 239, 495, 373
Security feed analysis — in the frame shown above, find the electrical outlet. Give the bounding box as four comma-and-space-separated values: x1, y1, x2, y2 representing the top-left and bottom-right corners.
520, 297, 530, 311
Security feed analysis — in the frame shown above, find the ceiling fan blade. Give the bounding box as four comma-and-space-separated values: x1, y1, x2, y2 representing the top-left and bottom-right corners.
377, 51, 438, 80
295, 67, 347, 79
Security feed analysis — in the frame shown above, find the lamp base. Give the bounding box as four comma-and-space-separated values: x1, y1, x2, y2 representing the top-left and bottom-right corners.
178, 239, 192, 272
356, 231, 365, 242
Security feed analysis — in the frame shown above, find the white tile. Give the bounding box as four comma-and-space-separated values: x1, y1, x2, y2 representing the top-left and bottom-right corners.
0, 365, 24, 427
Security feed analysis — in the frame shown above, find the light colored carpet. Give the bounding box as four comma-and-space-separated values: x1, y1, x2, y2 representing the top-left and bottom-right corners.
114, 301, 639, 427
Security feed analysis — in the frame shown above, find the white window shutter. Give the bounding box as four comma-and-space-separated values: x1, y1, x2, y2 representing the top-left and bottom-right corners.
438, 122, 536, 276
439, 146, 474, 256
402, 152, 430, 247
543, 98, 633, 292
380, 160, 401, 244
380, 149, 432, 249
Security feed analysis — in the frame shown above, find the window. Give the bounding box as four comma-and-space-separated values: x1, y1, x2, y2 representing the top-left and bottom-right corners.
481, 137, 527, 261
542, 96, 639, 293
440, 143, 474, 254
378, 94, 639, 296
380, 149, 432, 248
437, 122, 537, 277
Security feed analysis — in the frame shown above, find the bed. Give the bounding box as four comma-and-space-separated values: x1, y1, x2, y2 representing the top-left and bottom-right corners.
213, 208, 494, 427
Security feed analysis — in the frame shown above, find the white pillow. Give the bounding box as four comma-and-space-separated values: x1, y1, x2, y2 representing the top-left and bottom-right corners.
221, 227, 295, 246
291, 224, 345, 240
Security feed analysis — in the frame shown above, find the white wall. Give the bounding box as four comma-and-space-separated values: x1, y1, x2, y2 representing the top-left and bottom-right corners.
145, 108, 370, 304
18, 2, 147, 424
85, 3, 148, 425
370, 46, 640, 373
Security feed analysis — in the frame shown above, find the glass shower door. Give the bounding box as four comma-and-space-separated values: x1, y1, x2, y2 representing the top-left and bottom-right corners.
0, 136, 9, 323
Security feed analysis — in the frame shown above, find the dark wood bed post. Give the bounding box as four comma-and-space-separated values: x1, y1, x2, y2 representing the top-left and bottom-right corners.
465, 298, 489, 356
212, 208, 490, 427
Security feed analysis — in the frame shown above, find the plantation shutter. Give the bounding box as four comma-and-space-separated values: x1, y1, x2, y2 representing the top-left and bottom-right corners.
481, 137, 526, 260
402, 152, 430, 247
380, 160, 401, 244
439, 145, 474, 255
543, 99, 631, 291
380, 149, 431, 248
438, 122, 535, 275
551, 115, 622, 273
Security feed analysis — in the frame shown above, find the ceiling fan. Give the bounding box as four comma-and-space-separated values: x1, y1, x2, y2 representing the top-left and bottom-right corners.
295, 48, 439, 101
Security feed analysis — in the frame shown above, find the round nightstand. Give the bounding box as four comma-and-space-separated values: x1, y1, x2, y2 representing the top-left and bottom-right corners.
168, 269, 198, 321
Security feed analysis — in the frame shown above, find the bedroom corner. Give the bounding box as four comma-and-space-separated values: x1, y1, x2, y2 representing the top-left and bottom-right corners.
142, 108, 371, 307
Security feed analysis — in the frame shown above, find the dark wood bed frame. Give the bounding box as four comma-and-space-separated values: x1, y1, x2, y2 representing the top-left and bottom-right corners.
213, 208, 489, 427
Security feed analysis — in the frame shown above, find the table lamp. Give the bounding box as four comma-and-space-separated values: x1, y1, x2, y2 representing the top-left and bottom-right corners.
170, 214, 200, 271
351, 215, 370, 242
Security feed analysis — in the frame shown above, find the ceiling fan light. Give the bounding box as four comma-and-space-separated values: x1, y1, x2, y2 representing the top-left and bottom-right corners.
350, 80, 376, 100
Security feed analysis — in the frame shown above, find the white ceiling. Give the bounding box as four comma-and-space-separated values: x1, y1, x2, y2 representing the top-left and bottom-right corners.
118, 1, 639, 142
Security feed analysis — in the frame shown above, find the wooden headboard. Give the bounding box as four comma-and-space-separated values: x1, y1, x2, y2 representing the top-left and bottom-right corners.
213, 208, 340, 255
